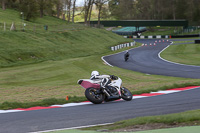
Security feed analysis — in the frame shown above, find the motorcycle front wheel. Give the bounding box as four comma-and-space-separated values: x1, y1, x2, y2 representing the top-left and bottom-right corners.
125, 57, 128, 61
121, 87, 133, 101
85, 88, 104, 104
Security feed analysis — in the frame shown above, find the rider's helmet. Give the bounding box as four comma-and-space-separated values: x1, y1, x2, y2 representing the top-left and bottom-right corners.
91, 71, 99, 77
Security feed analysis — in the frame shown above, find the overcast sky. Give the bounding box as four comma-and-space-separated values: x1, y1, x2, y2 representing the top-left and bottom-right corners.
76, 0, 84, 7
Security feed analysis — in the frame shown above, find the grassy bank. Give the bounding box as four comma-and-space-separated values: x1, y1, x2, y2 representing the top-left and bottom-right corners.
160, 43, 200, 66
0, 28, 129, 67
84, 109, 200, 132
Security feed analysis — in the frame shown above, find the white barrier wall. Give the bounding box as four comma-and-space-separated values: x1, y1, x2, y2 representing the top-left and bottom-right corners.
124, 35, 170, 39
111, 42, 135, 51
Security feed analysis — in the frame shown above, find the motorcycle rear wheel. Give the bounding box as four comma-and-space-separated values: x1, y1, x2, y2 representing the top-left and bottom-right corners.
121, 87, 132, 101
85, 88, 104, 104
125, 57, 128, 61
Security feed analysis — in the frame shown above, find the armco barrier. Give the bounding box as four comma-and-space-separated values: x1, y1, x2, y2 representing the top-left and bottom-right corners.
124, 35, 170, 39
111, 42, 135, 51
195, 40, 200, 44
171, 34, 200, 38
125, 34, 200, 39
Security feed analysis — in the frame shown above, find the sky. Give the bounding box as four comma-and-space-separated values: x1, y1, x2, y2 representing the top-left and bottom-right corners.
76, 0, 84, 7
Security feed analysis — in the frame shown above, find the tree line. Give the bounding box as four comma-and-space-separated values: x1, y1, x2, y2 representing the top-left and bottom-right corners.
0, 0, 78, 22
109, 0, 200, 25
0, 0, 109, 25
1, 0, 200, 25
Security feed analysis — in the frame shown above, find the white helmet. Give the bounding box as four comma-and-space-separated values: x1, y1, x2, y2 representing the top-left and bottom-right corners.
91, 71, 99, 77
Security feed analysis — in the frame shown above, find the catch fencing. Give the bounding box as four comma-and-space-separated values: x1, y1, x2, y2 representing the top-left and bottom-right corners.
0, 22, 88, 32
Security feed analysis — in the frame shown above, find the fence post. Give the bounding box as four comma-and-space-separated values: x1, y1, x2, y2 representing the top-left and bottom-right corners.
10, 22, 16, 31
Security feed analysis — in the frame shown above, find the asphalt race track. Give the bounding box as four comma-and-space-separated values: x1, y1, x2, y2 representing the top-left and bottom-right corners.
1, 87, 200, 133
104, 39, 200, 79
1, 39, 200, 133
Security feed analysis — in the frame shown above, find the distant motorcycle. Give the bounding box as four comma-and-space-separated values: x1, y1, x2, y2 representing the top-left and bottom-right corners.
77, 76, 132, 104
124, 51, 130, 61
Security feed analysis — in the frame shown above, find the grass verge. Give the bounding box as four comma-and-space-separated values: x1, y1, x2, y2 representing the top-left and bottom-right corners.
83, 109, 200, 132
0, 97, 87, 110
160, 43, 200, 66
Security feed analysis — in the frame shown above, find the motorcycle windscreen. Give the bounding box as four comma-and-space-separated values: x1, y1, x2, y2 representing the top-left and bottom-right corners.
81, 81, 100, 89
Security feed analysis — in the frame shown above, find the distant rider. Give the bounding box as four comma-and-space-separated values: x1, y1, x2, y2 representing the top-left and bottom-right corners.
124, 50, 130, 61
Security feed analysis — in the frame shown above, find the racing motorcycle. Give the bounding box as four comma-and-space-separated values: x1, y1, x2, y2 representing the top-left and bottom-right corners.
124, 51, 129, 61
77, 75, 132, 104
125, 55, 129, 61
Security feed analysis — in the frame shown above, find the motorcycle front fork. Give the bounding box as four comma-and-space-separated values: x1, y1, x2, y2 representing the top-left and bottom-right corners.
103, 88, 111, 97
103, 88, 121, 98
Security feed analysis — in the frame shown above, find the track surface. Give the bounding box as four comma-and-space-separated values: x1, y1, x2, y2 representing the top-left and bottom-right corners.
1, 87, 200, 133
104, 39, 200, 79
1, 39, 200, 133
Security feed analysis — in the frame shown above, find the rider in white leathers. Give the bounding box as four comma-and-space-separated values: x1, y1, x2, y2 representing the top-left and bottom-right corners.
90, 71, 117, 93
90, 71, 110, 80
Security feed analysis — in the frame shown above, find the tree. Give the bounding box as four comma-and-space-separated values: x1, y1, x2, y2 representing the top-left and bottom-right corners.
194, 0, 200, 24
65, 0, 72, 22
37, 0, 46, 18
84, 0, 93, 24
19, 0, 38, 21
44, 0, 55, 16
109, 0, 136, 20
72, 0, 76, 23
95, 0, 109, 27
134, 0, 152, 19
53, 0, 63, 18
1, 0, 6, 10
88, 0, 94, 24
172, 0, 177, 20
175, 0, 187, 19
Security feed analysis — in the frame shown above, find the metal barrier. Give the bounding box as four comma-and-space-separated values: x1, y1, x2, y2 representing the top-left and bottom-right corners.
195, 40, 200, 44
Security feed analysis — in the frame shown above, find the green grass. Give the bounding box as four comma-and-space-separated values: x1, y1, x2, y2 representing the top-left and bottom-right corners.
0, 97, 87, 110
49, 126, 200, 133
0, 9, 130, 67
161, 43, 200, 66
0, 28, 130, 67
179, 29, 200, 35
84, 109, 200, 131
0, 9, 73, 25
